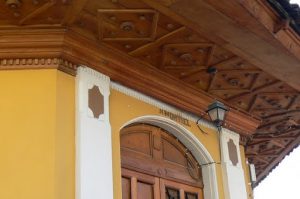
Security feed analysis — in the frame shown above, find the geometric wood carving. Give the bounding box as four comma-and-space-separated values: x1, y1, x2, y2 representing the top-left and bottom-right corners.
97, 9, 159, 41
161, 43, 214, 68
209, 70, 258, 91
88, 85, 104, 119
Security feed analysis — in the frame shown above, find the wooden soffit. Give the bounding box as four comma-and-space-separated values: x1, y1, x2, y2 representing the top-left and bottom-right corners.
145, 0, 300, 92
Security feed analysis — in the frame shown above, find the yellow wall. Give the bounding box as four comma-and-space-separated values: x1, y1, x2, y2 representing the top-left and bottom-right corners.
110, 90, 225, 199
55, 71, 75, 199
0, 69, 74, 199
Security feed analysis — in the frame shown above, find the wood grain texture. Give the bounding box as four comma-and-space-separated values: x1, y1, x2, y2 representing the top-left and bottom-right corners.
120, 124, 203, 188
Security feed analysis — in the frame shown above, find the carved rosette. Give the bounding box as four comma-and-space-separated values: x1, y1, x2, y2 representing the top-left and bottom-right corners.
97, 9, 159, 41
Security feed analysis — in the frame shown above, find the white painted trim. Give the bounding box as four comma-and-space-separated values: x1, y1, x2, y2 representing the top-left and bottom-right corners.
220, 129, 247, 199
111, 81, 216, 130
220, 129, 242, 168
120, 115, 220, 199
76, 66, 113, 199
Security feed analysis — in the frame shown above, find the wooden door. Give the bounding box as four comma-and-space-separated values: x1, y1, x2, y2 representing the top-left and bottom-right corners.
120, 124, 204, 199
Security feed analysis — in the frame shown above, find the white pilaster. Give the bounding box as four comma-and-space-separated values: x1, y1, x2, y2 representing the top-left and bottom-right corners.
220, 128, 248, 199
76, 67, 113, 199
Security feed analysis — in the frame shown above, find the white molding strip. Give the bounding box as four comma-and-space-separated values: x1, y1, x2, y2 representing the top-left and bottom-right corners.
76, 66, 113, 199
111, 81, 216, 130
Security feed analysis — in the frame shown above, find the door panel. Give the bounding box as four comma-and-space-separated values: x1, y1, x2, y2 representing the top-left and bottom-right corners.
122, 177, 131, 199
160, 179, 203, 199
165, 187, 180, 199
122, 168, 160, 199
185, 192, 198, 199
137, 181, 154, 199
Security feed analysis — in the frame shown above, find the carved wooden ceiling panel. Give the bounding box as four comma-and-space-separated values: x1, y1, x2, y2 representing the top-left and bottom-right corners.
0, 0, 69, 26
0, 0, 299, 184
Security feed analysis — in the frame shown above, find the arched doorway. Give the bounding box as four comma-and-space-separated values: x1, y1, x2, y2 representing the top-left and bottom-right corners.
120, 124, 204, 199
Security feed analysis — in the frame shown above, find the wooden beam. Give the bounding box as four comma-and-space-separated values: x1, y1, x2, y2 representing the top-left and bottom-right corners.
252, 136, 295, 141
286, 95, 300, 110
206, 74, 216, 92
129, 26, 186, 56
227, 80, 281, 101
258, 118, 294, 130
256, 147, 279, 155
150, 11, 159, 40
247, 154, 278, 158
270, 140, 285, 148
61, 0, 89, 25
19, 1, 56, 25
254, 157, 269, 164
180, 56, 240, 81
264, 110, 300, 119
247, 140, 269, 147
248, 94, 258, 112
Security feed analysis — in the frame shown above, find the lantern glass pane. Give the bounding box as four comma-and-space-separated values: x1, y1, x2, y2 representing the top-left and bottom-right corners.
217, 108, 226, 121
208, 108, 218, 122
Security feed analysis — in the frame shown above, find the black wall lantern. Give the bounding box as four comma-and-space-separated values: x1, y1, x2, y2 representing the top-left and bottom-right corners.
197, 101, 228, 134
206, 101, 228, 131
196, 101, 229, 166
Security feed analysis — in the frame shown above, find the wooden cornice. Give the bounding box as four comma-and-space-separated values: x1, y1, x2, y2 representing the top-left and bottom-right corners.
0, 57, 77, 76
0, 28, 260, 135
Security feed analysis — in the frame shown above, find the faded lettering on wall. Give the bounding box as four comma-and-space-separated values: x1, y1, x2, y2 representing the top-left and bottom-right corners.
159, 109, 191, 127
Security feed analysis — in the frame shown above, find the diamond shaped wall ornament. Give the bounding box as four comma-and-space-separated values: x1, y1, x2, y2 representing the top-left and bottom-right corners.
227, 139, 239, 166
88, 85, 104, 119
97, 9, 159, 41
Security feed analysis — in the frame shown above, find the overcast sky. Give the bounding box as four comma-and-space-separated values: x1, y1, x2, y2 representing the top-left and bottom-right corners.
254, 0, 300, 198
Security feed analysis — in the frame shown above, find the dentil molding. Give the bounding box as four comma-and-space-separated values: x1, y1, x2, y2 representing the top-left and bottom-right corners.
0, 57, 78, 76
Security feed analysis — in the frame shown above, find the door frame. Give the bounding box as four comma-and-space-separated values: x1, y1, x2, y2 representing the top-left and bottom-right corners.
120, 115, 219, 199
